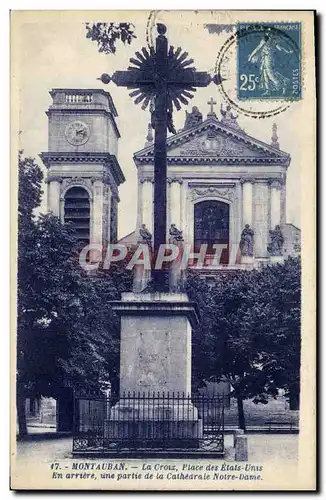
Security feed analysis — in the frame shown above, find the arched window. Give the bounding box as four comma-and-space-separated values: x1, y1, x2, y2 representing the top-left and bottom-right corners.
194, 200, 229, 263
64, 187, 90, 248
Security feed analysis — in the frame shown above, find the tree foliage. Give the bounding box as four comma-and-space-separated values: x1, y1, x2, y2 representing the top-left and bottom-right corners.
18, 151, 43, 225
187, 259, 301, 427
17, 214, 128, 395
17, 152, 132, 434
85, 22, 136, 54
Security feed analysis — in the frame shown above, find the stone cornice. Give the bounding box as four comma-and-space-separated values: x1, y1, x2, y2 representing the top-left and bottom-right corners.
269, 178, 283, 189
40, 152, 125, 186
140, 177, 154, 184
189, 181, 236, 188
111, 299, 199, 328
45, 175, 63, 184
49, 88, 118, 117
135, 156, 289, 166
134, 117, 290, 167
107, 154, 125, 186
167, 177, 183, 184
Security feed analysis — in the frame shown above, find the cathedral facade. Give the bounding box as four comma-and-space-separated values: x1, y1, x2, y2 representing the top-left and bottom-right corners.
42, 89, 300, 266
123, 103, 300, 266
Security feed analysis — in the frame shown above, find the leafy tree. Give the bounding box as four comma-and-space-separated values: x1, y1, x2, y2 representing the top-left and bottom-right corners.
246, 258, 301, 410
17, 152, 132, 436
18, 151, 43, 225
17, 152, 44, 436
85, 22, 136, 54
187, 258, 301, 430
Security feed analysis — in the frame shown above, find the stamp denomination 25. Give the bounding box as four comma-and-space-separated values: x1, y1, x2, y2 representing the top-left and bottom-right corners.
237, 23, 301, 101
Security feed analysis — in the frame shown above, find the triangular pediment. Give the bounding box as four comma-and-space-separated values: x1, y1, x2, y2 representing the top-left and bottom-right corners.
134, 118, 290, 166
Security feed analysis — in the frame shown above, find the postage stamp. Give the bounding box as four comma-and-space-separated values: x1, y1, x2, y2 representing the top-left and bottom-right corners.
237, 23, 302, 101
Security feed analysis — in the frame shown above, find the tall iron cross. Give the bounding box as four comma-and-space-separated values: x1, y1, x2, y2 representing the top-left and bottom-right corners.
99, 23, 223, 289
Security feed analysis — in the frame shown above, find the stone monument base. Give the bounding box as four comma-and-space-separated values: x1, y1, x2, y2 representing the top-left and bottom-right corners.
105, 397, 203, 448
109, 292, 202, 448
241, 255, 254, 265
270, 255, 284, 264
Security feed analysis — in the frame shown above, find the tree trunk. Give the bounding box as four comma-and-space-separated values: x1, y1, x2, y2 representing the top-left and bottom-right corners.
16, 385, 28, 437
237, 396, 246, 431
289, 385, 300, 410
56, 389, 74, 432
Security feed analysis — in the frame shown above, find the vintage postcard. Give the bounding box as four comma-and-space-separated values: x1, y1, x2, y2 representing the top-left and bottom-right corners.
10, 10, 316, 491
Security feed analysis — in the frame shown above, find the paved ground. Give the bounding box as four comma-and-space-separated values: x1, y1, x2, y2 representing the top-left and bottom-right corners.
27, 425, 56, 434
15, 433, 298, 464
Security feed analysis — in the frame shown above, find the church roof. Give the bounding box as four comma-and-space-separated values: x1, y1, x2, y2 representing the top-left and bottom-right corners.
133, 115, 290, 167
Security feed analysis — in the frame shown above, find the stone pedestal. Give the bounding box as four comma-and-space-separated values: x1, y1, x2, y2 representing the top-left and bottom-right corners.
241, 255, 254, 266
108, 292, 202, 447
235, 435, 248, 461
269, 255, 284, 264
233, 428, 244, 447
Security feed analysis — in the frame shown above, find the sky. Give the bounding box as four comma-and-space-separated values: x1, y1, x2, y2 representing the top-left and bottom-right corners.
13, 10, 303, 239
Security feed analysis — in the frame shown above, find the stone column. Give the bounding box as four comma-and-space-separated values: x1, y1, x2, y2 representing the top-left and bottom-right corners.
240, 179, 254, 264
241, 179, 253, 226
141, 178, 154, 234
235, 181, 242, 243
280, 178, 286, 226
170, 178, 182, 229
181, 180, 187, 237
270, 179, 282, 229
253, 181, 269, 259
92, 179, 104, 246
106, 186, 112, 243
59, 196, 65, 223
167, 177, 172, 231
47, 177, 61, 216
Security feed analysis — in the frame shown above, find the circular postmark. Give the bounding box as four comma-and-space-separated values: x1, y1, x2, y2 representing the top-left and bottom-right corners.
146, 10, 161, 49
215, 23, 302, 119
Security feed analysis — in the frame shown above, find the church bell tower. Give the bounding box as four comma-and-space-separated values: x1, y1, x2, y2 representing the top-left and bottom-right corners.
41, 88, 125, 248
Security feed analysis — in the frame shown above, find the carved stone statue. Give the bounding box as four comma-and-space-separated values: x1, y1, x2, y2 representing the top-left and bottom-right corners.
139, 224, 152, 245
150, 99, 176, 134
220, 102, 240, 130
169, 224, 184, 244
267, 225, 284, 256
239, 224, 254, 256
184, 106, 203, 130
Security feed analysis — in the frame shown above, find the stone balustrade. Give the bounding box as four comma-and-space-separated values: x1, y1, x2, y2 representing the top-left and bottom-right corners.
65, 92, 93, 103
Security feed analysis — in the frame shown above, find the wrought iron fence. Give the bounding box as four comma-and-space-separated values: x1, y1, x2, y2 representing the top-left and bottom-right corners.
73, 392, 224, 456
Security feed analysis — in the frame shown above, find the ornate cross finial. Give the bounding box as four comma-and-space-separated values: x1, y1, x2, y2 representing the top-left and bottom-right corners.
271, 123, 280, 149
207, 96, 217, 117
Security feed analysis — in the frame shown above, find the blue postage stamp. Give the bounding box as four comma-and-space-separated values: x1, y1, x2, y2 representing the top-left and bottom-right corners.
237, 22, 301, 100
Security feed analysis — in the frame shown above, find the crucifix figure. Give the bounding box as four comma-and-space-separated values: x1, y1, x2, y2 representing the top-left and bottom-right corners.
99, 23, 223, 290
207, 96, 217, 117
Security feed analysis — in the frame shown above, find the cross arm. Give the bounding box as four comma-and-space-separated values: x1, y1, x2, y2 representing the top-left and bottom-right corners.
111, 70, 155, 88
167, 69, 212, 88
